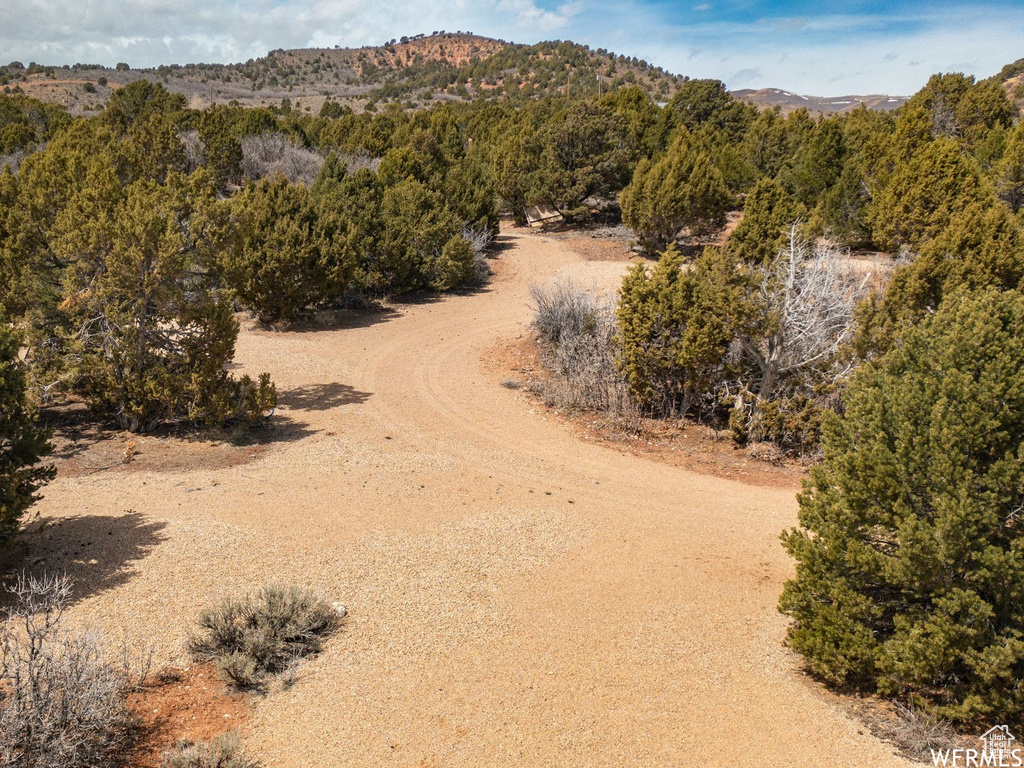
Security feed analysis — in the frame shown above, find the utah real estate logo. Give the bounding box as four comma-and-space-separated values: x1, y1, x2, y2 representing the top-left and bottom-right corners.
932, 725, 1021, 766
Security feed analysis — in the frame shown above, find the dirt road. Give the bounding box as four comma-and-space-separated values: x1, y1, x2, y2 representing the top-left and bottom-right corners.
34, 228, 910, 766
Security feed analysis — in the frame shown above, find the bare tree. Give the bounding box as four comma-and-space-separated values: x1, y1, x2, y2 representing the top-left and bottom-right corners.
0, 149, 28, 174
737, 227, 869, 401
240, 133, 325, 185
179, 130, 203, 173
341, 148, 381, 175
461, 223, 494, 282
1, 573, 148, 768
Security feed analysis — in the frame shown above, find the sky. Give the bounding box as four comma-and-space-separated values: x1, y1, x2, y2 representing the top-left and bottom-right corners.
1, 0, 1023, 96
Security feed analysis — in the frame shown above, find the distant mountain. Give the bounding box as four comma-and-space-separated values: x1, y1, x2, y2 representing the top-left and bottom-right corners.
0, 34, 685, 116
0, 33, 943, 118
730, 88, 907, 115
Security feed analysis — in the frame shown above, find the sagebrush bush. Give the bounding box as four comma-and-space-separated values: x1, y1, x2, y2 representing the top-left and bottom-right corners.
187, 585, 342, 689
160, 732, 259, 768
530, 279, 603, 347
530, 279, 630, 413
240, 133, 324, 186
1, 573, 146, 768
780, 288, 1024, 721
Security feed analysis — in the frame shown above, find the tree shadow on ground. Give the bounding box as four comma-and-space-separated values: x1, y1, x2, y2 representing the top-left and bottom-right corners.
488, 235, 517, 254
389, 280, 494, 305
265, 304, 401, 333
1, 510, 167, 608
277, 382, 372, 412
40, 401, 117, 463
40, 404, 324, 475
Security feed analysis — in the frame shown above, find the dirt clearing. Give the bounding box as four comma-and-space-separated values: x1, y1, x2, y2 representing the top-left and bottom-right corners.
26, 225, 911, 766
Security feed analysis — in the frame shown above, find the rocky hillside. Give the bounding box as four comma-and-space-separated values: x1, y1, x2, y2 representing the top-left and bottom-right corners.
7, 33, 1014, 118
0, 33, 685, 116
988, 57, 1024, 113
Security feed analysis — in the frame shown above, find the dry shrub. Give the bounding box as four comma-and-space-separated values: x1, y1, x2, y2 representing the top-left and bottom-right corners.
531, 278, 601, 347
0, 572, 148, 768
461, 224, 494, 283
160, 732, 259, 768
865, 702, 959, 762
530, 279, 632, 413
187, 585, 342, 690
179, 130, 203, 173
746, 440, 785, 465
0, 149, 27, 174
240, 134, 324, 185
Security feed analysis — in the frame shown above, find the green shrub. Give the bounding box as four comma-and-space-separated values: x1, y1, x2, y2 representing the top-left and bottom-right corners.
616, 245, 758, 415
187, 585, 342, 690
0, 327, 53, 554
727, 177, 805, 266
620, 133, 731, 254
224, 174, 355, 324
780, 287, 1024, 721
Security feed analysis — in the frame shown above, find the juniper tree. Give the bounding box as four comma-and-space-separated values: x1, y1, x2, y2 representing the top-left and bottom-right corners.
23, 168, 276, 432
728, 177, 805, 266
854, 202, 1024, 358
620, 133, 731, 254
0, 326, 53, 554
616, 245, 757, 414
995, 121, 1024, 214
780, 287, 1024, 721
224, 174, 356, 323
869, 137, 993, 253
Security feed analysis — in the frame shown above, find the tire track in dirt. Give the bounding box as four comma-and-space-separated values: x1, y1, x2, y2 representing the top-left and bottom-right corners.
35, 227, 911, 767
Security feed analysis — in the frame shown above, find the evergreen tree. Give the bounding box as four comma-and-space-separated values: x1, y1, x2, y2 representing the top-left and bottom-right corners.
869, 137, 992, 253
742, 107, 791, 180
781, 287, 1024, 721
616, 245, 757, 414
0, 326, 53, 555
995, 122, 1024, 214
375, 179, 473, 293
907, 72, 1015, 149
656, 78, 753, 146
728, 177, 805, 265
225, 174, 355, 324
620, 133, 731, 254
103, 79, 185, 134
854, 202, 1024, 357
31, 171, 275, 432
812, 161, 872, 247
0, 93, 71, 153
198, 106, 244, 191
784, 117, 845, 208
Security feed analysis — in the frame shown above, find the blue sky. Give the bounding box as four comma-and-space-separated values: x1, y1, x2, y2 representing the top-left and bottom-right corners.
1, 0, 1022, 95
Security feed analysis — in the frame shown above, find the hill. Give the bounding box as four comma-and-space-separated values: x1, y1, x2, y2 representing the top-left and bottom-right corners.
0, 34, 685, 117
5, 34, 1018, 118
731, 87, 907, 115
0, 32, 925, 118
987, 56, 1024, 113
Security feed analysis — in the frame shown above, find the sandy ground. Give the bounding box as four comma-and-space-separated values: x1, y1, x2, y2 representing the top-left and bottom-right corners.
27, 226, 912, 767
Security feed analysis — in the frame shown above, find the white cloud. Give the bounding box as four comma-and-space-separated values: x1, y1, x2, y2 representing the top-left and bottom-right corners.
557, 3, 1024, 94
0, 0, 580, 67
